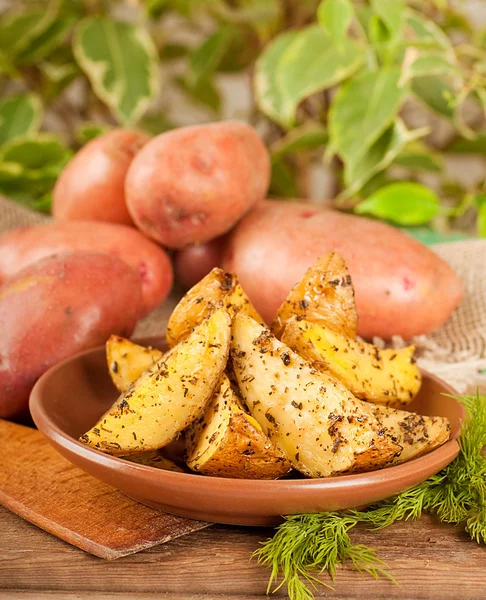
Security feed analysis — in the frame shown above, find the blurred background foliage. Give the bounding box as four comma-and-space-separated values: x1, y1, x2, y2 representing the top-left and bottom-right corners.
0, 0, 485, 240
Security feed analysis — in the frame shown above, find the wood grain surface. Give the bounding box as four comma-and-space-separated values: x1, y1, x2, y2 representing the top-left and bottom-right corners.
1, 505, 485, 599
0, 419, 208, 559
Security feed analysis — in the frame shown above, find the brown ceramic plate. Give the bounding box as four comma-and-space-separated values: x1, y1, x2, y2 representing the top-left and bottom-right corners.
30, 336, 464, 527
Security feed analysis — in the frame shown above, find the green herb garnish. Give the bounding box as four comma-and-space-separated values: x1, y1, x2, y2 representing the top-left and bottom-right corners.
254, 394, 486, 600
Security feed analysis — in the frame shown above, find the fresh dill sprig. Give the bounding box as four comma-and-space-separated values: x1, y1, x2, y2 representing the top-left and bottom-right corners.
253, 393, 486, 600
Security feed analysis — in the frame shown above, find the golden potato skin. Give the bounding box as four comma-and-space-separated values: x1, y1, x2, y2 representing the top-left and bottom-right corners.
222, 200, 463, 340
0, 251, 143, 419
80, 309, 231, 455
125, 121, 270, 248
53, 129, 149, 226
272, 251, 358, 340
166, 267, 264, 347
370, 405, 450, 465
282, 319, 422, 408
186, 375, 291, 479
231, 315, 401, 478
106, 335, 164, 392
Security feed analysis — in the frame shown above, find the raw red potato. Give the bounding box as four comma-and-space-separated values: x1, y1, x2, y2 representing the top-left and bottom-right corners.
0, 251, 143, 419
53, 129, 149, 226
0, 221, 173, 315
222, 200, 463, 340
125, 121, 270, 248
174, 236, 226, 289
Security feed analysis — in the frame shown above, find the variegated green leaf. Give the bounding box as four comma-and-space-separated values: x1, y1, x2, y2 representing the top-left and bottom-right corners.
393, 141, 443, 172
328, 67, 408, 167
344, 119, 428, 194
412, 75, 456, 117
317, 0, 354, 41
0, 93, 43, 146
371, 0, 404, 37
17, 17, 75, 65
0, 133, 72, 213
73, 18, 160, 125
405, 50, 460, 80
0, 0, 61, 62
187, 27, 231, 89
405, 9, 455, 61
255, 25, 364, 128
271, 122, 328, 158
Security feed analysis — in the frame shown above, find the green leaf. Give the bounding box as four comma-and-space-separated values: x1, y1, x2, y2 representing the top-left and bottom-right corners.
213, 0, 283, 41
343, 119, 428, 194
271, 122, 328, 159
328, 67, 408, 167
0, 134, 72, 170
393, 142, 443, 172
75, 122, 112, 145
254, 30, 298, 126
139, 113, 176, 135
317, 0, 354, 41
477, 199, 486, 238
269, 159, 299, 198
371, 0, 404, 37
16, 16, 75, 65
0, 4, 57, 60
187, 27, 231, 89
0, 133, 71, 213
369, 13, 391, 46
355, 181, 440, 225
176, 76, 221, 113
0, 94, 43, 146
405, 9, 454, 60
73, 17, 160, 125
448, 134, 486, 154
412, 75, 456, 118
405, 50, 460, 80
41, 58, 79, 99
255, 25, 364, 128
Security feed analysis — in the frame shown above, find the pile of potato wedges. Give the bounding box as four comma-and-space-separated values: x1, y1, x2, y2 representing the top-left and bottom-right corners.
80, 251, 451, 480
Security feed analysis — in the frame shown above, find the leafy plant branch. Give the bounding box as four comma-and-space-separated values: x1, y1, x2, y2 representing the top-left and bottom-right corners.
0, 0, 484, 235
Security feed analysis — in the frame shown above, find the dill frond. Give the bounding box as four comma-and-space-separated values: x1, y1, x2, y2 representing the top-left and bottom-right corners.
254, 393, 486, 600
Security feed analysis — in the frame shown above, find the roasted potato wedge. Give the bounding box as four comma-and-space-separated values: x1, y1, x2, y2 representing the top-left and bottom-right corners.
106, 335, 164, 392
371, 405, 450, 465
120, 451, 184, 472
186, 374, 291, 479
231, 315, 401, 478
271, 251, 358, 340
167, 267, 264, 347
80, 309, 231, 455
282, 318, 422, 407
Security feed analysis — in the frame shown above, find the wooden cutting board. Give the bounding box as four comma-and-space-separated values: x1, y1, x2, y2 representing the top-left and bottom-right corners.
0, 419, 210, 559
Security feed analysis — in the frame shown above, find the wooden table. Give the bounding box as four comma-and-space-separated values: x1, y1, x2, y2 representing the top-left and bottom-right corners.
1, 505, 485, 599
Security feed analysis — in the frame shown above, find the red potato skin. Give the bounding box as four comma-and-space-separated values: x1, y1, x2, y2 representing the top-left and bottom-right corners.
222, 200, 464, 340
0, 221, 173, 315
174, 235, 226, 289
53, 129, 149, 226
125, 121, 270, 248
0, 251, 143, 419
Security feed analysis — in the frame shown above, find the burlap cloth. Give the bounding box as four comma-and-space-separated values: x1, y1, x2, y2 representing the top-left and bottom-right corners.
1, 195, 485, 392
